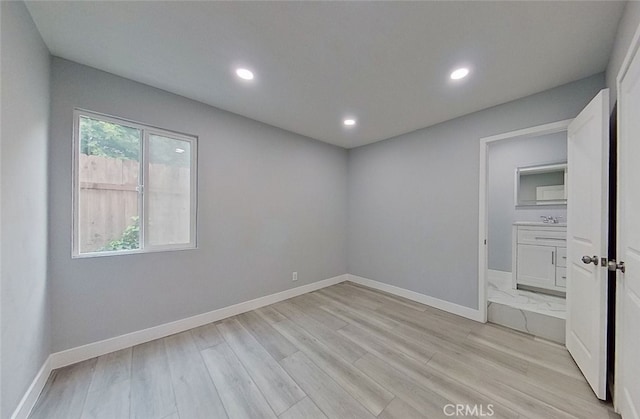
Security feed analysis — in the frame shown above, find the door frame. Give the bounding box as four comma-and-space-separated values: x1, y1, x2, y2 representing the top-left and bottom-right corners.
614, 17, 640, 414
477, 119, 572, 322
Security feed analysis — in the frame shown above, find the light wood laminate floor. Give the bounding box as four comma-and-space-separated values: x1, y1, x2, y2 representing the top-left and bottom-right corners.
30, 282, 620, 419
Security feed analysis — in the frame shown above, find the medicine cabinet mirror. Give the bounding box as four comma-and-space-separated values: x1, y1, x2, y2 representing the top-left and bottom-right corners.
515, 162, 567, 207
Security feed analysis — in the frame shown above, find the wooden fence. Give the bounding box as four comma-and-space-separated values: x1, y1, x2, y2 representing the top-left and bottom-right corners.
79, 154, 190, 252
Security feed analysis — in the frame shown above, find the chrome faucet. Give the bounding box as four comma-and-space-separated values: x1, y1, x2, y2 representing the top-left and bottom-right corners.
540, 216, 563, 224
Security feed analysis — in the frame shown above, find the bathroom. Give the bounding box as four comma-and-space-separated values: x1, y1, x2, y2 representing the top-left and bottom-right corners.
486, 129, 568, 343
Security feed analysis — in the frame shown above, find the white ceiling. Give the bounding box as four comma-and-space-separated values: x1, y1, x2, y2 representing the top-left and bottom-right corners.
26, 1, 625, 148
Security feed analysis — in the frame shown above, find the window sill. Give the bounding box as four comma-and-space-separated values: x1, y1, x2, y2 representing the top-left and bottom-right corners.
72, 245, 197, 259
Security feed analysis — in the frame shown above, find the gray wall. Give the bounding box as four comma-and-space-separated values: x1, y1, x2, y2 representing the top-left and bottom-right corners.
0, 2, 51, 417
347, 74, 604, 309
49, 58, 348, 352
606, 0, 640, 109
487, 133, 567, 273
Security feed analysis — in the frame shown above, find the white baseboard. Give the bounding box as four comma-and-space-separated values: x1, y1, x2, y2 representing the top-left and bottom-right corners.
50, 274, 348, 369
13, 274, 347, 419
14, 271, 485, 418
11, 355, 53, 419
347, 274, 484, 322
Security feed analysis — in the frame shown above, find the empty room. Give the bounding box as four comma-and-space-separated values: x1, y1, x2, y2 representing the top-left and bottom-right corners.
2, 1, 640, 418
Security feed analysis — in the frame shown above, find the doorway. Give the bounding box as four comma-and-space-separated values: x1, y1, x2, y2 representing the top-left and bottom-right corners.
479, 89, 620, 404
478, 120, 571, 342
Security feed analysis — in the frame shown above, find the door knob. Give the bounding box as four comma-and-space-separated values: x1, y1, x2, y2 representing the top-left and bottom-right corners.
582, 255, 599, 266
608, 259, 626, 273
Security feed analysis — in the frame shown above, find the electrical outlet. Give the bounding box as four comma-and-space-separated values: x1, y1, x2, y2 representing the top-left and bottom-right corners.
292, 272, 298, 281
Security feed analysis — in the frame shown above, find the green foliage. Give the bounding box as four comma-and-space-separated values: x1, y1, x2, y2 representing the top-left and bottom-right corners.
80, 116, 191, 167
80, 116, 140, 160
102, 216, 140, 251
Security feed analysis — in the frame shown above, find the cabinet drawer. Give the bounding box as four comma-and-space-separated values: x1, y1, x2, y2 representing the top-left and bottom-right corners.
518, 229, 567, 246
556, 267, 567, 287
556, 247, 567, 267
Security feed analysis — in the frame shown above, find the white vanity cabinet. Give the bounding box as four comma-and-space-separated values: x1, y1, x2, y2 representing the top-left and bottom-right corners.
512, 223, 567, 294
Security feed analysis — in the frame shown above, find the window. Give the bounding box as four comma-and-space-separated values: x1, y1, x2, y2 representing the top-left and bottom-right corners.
73, 110, 197, 257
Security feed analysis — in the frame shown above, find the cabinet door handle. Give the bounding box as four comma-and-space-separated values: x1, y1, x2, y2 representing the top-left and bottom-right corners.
552, 251, 555, 265
535, 237, 566, 241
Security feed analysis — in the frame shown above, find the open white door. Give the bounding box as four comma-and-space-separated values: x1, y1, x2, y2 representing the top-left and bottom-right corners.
566, 88, 609, 400
616, 33, 640, 419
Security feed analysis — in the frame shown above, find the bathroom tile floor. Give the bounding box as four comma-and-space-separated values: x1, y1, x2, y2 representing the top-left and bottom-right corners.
488, 273, 566, 319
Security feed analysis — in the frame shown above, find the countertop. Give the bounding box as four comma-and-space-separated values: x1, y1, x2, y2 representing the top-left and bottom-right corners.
513, 221, 567, 227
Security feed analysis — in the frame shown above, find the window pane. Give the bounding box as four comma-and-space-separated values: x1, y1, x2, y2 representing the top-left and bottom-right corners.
78, 116, 141, 253
147, 134, 192, 246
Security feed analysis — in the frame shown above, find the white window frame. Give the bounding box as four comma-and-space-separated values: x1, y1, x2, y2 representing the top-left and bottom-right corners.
72, 109, 198, 258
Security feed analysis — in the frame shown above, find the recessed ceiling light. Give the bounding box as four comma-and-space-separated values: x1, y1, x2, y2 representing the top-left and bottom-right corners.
343, 119, 356, 127
175, 148, 185, 154
450, 67, 470, 80
235, 68, 254, 80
